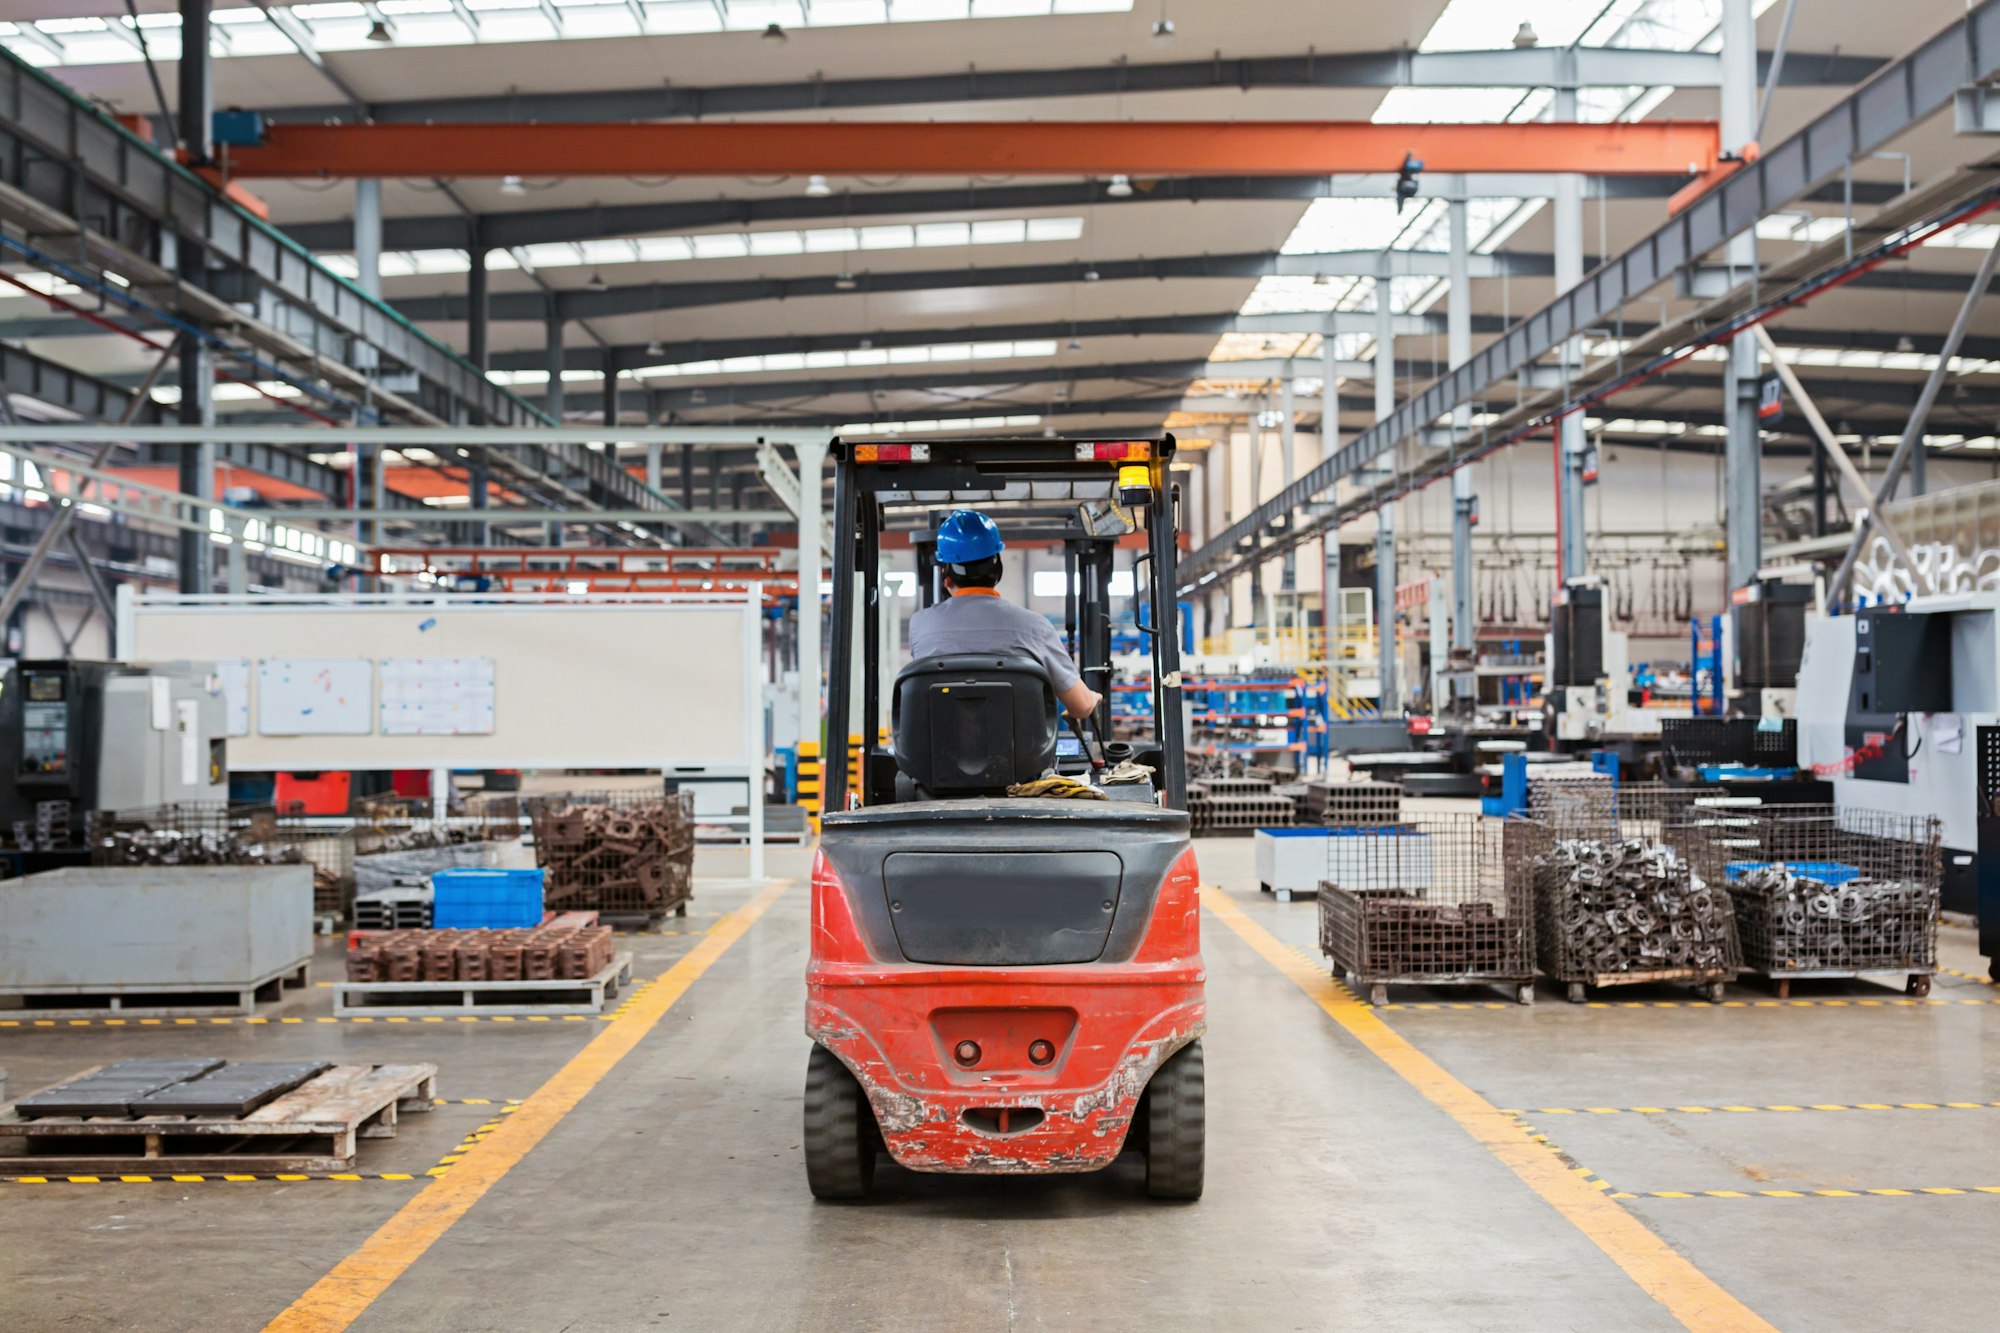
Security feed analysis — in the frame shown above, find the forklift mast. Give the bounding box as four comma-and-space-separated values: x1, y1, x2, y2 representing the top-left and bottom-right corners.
820, 435, 1188, 812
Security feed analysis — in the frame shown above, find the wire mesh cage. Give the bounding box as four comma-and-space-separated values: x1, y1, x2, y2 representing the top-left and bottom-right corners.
525, 791, 697, 921
1676, 805, 1940, 993
1316, 813, 1535, 1005
1512, 815, 1741, 1002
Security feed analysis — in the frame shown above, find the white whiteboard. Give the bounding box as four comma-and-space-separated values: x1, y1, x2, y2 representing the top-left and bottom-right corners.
380, 657, 496, 736
257, 658, 373, 735
217, 659, 252, 737
124, 594, 760, 771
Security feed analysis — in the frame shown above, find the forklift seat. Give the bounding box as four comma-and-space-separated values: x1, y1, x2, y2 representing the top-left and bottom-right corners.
893, 654, 1059, 798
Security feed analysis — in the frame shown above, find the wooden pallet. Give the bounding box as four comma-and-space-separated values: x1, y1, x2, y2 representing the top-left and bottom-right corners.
331, 952, 633, 1017
0, 960, 311, 1020
0, 1062, 437, 1174
1559, 967, 1737, 1003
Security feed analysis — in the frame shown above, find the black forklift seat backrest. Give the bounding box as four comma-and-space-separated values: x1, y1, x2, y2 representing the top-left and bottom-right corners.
893, 654, 1059, 795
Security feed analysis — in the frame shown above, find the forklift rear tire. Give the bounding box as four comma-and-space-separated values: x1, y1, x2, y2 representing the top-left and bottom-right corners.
804, 1043, 878, 1201
1143, 1040, 1205, 1201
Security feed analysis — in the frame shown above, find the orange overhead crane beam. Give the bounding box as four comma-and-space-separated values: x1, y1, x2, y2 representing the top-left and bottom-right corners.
220, 120, 1721, 180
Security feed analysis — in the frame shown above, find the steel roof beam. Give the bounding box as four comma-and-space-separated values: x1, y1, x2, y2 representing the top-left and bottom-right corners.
265, 46, 1879, 126
393, 250, 1551, 324
476, 310, 1510, 375
282, 174, 1896, 254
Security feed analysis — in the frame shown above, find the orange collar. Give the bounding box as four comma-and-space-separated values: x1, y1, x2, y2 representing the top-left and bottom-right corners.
951, 587, 1003, 598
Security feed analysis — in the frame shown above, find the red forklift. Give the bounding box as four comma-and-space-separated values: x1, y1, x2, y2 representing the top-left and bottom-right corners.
805, 435, 1205, 1200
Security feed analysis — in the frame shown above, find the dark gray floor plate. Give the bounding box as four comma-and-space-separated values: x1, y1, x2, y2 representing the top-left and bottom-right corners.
13, 1059, 227, 1118
129, 1062, 336, 1116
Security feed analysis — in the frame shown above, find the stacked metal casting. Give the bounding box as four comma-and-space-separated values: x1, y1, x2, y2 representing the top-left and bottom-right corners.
11, 799, 73, 852
1317, 815, 1533, 991
1529, 835, 1740, 978
1728, 866, 1937, 971
1682, 806, 1942, 978
1185, 774, 1294, 835
90, 810, 350, 913
345, 925, 616, 983
528, 792, 696, 919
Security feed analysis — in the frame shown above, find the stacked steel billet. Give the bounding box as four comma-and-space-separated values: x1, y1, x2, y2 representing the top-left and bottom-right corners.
1185, 774, 1294, 835
527, 791, 697, 919
1681, 805, 1940, 995
1317, 814, 1534, 1005
1521, 821, 1741, 1002
345, 925, 615, 983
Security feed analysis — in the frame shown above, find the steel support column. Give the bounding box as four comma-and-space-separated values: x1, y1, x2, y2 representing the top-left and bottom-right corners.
543, 311, 565, 421
466, 222, 489, 374
1374, 277, 1397, 713
354, 179, 384, 300
177, 0, 212, 165
1279, 376, 1297, 595
1553, 85, 1588, 584
1722, 0, 1763, 593
793, 438, 829, 750
1447, 189, 1476, 692
601, 348, 620, 426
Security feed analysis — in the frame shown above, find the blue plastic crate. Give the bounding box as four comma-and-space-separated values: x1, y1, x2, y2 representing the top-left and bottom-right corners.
432, 867, 545, 929
1724, 860, 1858, 887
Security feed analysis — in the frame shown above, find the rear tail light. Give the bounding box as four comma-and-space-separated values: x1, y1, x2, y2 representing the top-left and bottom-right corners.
853, 443, 930, 463
1076, 440, 1151, 461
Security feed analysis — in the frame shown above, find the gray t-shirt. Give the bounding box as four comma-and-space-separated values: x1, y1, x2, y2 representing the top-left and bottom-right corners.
905, 591, 1081, 692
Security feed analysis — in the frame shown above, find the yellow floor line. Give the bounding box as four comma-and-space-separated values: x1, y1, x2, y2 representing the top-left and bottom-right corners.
1204, 888, 1775, 1333
260, 879, 791, 1333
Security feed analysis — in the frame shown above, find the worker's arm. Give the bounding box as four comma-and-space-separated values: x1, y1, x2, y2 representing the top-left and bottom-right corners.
1059, 678, 1103, 722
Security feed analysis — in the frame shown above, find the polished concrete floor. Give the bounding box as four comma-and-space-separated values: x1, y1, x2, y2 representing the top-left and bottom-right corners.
3, 837, 1998, 1331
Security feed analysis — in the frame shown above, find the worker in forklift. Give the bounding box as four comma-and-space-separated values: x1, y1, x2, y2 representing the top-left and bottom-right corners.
906, 509, 1104, 721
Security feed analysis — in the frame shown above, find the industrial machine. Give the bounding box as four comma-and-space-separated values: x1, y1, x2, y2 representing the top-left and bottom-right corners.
1545, 580, 1690, 754
1796, 593, 1999, 976
1731, 578, 1813, 718
805, 436, 1204, 1200
0, 660, 228, 851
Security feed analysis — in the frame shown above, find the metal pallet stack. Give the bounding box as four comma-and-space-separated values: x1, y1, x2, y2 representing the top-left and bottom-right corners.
527, 791, 697, 922
1317, 813, 1536, 1005
1185, 775, 1295, 835
1680, 805, 1940, 996
1299, 779, 1404, 827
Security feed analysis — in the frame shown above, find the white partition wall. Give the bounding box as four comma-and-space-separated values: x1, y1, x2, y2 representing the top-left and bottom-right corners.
118, 588, 767, 880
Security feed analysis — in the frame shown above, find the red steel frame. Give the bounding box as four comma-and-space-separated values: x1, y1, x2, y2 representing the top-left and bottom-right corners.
805, 845, 1205, 1173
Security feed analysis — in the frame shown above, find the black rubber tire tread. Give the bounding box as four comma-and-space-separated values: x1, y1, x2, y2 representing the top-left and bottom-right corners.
804, 1043, 877, 1200
1144, 1040, 1205, 1201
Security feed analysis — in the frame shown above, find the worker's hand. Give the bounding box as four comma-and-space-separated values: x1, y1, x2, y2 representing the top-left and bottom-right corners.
1061, 682, 1104, 721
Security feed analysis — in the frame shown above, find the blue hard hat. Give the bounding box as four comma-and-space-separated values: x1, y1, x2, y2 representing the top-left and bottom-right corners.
935, 509, 1005, 566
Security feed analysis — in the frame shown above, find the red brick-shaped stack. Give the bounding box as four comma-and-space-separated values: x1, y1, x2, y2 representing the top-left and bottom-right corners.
347, 926, 615, 983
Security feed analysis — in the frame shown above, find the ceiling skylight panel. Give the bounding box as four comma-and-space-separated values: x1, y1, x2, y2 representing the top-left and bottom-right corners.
691, 233, 752, 260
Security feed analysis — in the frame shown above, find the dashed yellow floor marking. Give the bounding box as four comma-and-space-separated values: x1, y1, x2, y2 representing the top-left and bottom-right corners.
1207, 887, 1775, 1333
261, 879, 789, 1333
